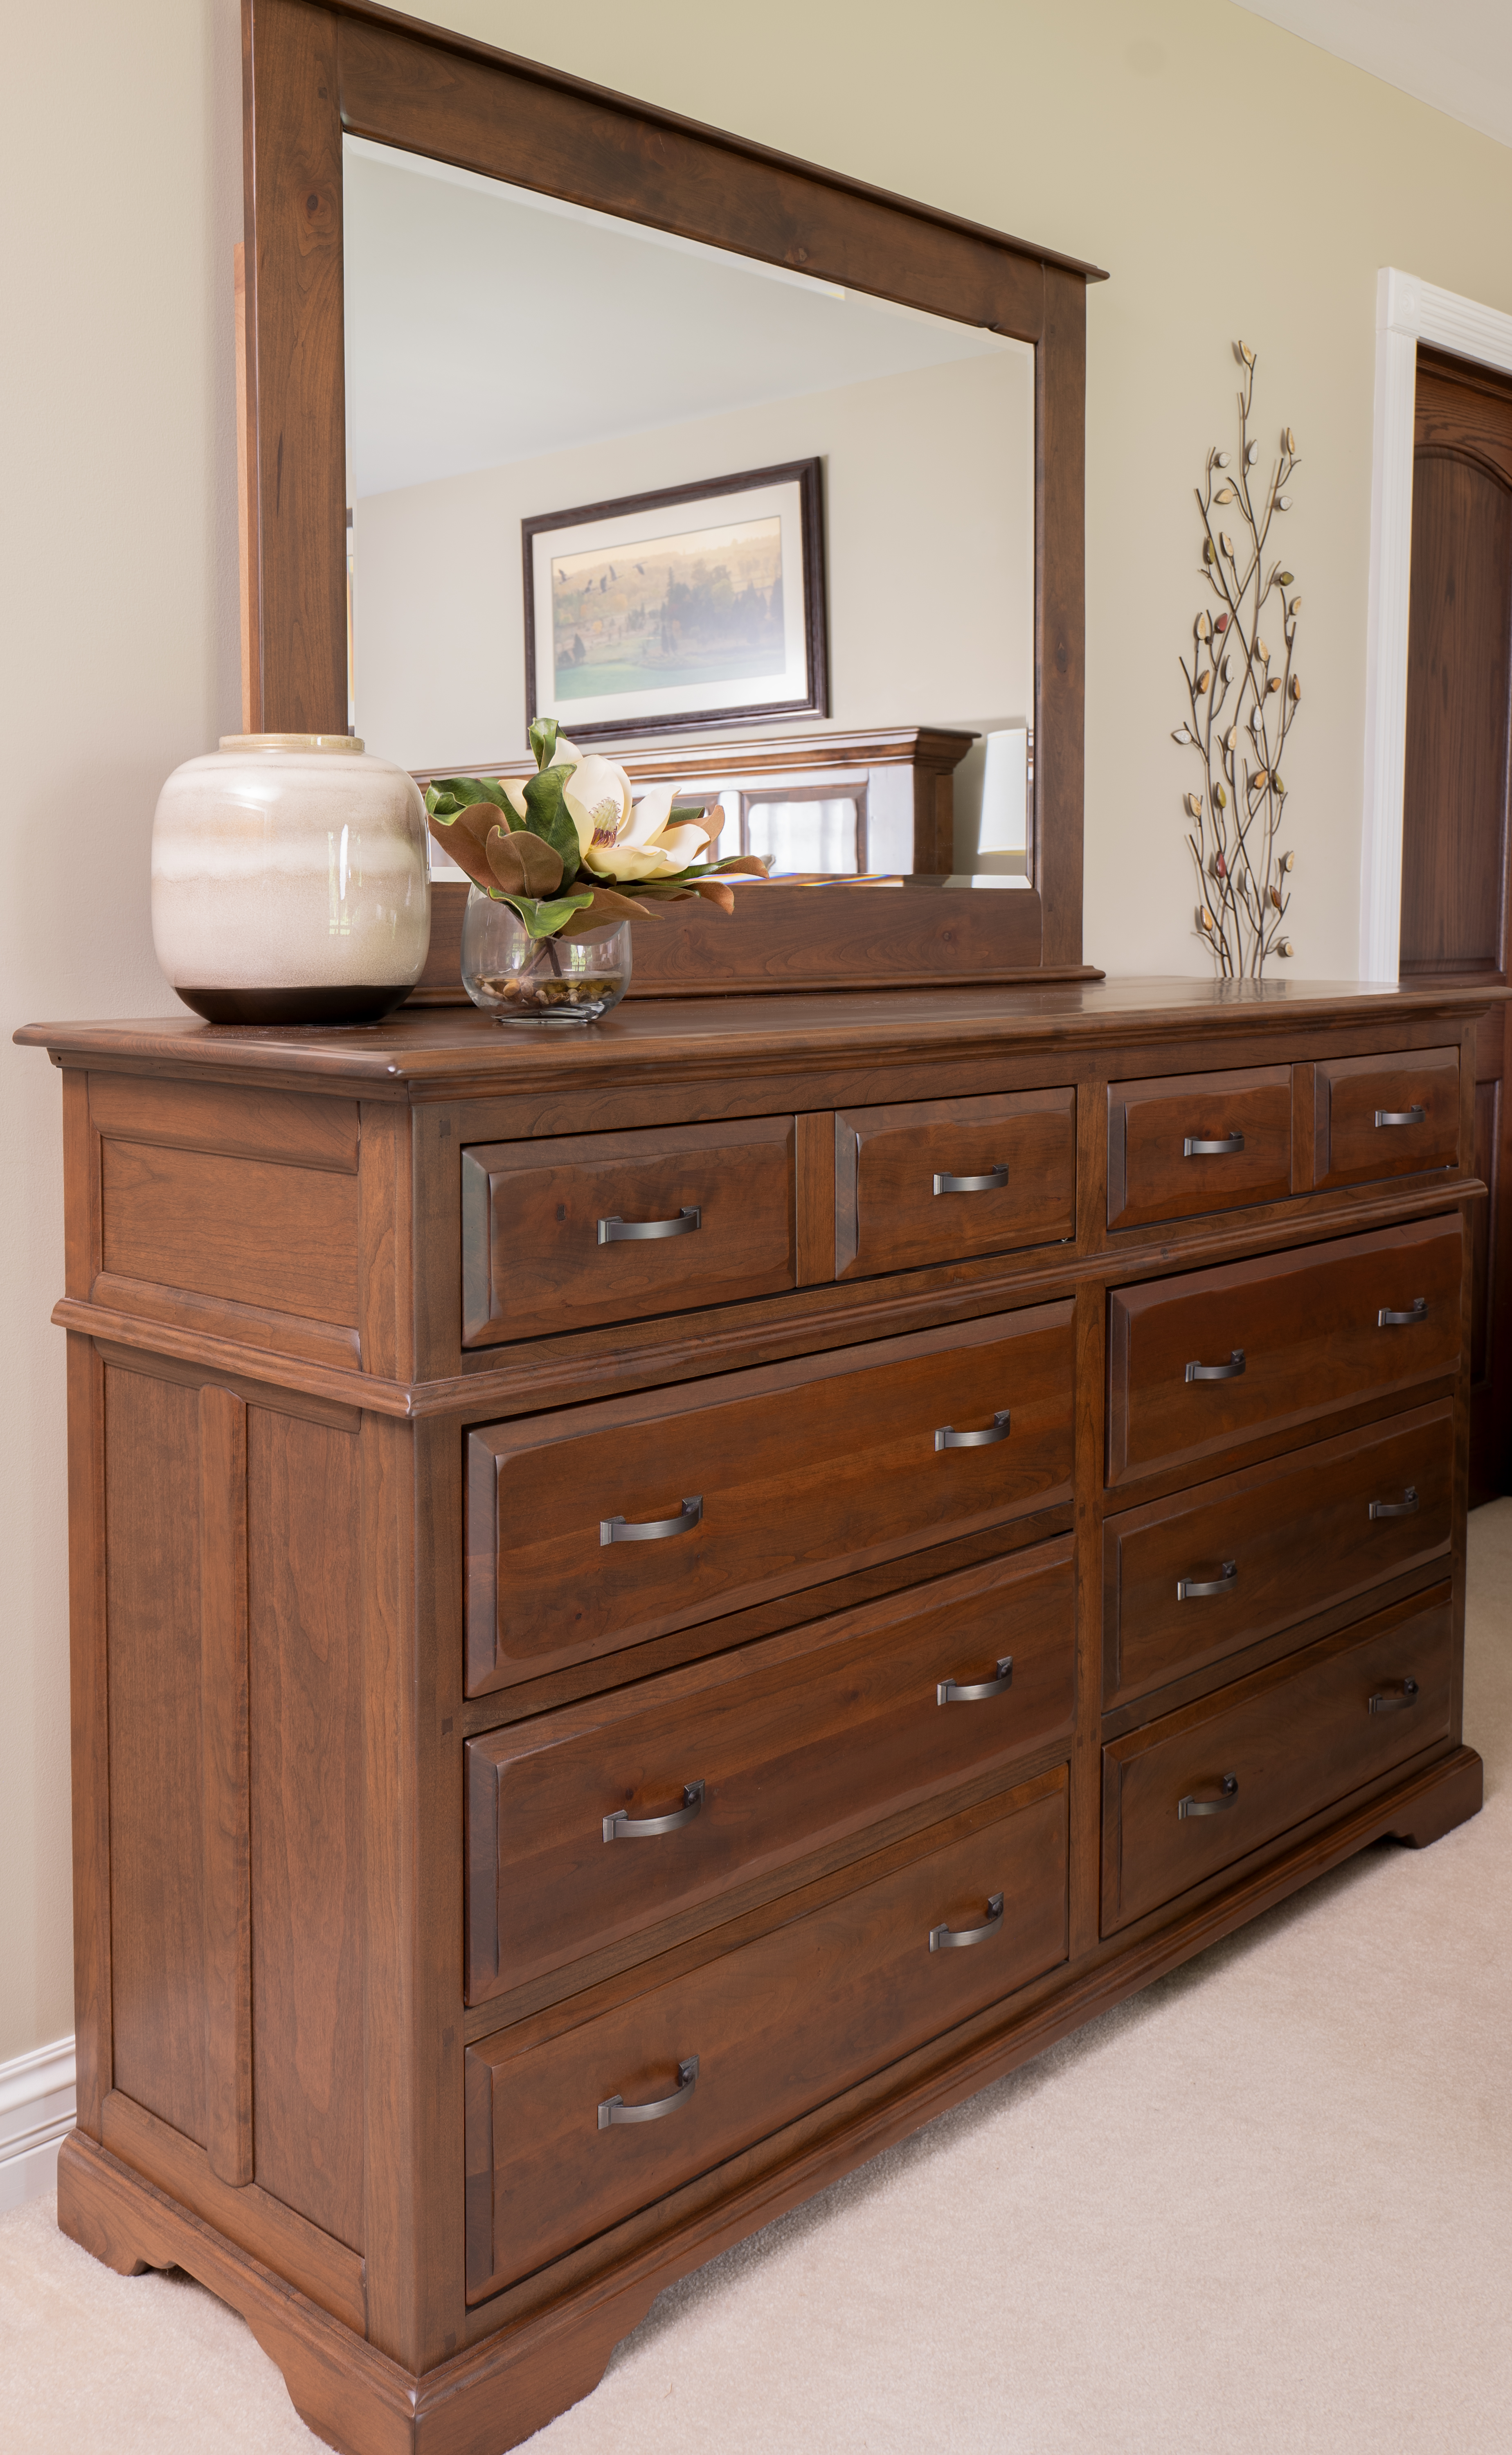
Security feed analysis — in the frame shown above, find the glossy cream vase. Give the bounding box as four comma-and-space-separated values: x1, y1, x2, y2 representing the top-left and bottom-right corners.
151, 732, 430, 1022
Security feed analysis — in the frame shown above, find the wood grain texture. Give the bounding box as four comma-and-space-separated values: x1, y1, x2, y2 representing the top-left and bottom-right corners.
1101, 1586, 1454, 1934
66, 1333, 111, 2137
834, 1086, 1075, 1278
89, 1273, 362, 1375
1106, 1216, 1463, 1485
466, 1771, 1067, 2298
1102, 1402, 1454, 1709
101, 1138, 358, 1323
1313, 1046, 1460, 1188
199, 1385, 253, 2187
461, 1117, 796, 1347
465, 1541, 1074, 2002
1107, 1066, 1293, 1231
63, 1066, 101, 1300
1035, 262, 1087, 966
90, 1072, 360, 1171
358, 1100, 414, 1383
467, 1304, 1075, 1695
793, 1111, 835, 1287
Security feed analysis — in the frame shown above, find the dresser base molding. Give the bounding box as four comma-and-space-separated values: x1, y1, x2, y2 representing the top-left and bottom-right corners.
56, 1741, 1481, 2455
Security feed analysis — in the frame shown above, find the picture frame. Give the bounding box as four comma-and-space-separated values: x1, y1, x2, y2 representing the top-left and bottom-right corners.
523, 458, 828, 743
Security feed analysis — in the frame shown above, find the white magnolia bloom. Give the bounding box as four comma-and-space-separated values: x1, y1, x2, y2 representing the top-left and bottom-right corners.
563, 755, 714, 882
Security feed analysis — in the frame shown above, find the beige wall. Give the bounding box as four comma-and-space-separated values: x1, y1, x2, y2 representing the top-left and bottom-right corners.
354, 353, 1034, 778
4, 0, 1512, 2064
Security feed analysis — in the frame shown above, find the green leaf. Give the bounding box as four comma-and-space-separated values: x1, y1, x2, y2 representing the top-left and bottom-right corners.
520, 764, 583, 885
528, 717, 560, 773
429, 774, 514, 814
495, 890, 595, 939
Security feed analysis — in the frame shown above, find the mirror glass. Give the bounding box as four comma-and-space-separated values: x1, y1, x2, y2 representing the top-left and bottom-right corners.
342, 137, 1034, 878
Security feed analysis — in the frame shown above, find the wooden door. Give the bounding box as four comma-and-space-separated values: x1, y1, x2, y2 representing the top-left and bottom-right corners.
1401, 346, 1512, 1500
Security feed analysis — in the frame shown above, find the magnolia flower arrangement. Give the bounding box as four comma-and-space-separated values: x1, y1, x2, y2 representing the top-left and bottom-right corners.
424, 720, 768, 938
1173, 342, 1303, 980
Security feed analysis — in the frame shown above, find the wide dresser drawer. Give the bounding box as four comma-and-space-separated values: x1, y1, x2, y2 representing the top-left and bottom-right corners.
461, 1117, 799, 1346
1103, 1403, 1454, 1707
467, 1302, 1074, 1695
1101, 1588, 1453, 1934
466, 1541, 1075, 2002
465, 1769, 1068, 2298
834, 1088, 1076, 1277
1108, 1065, 1293, 1231
1107, 1216, 1462, 1485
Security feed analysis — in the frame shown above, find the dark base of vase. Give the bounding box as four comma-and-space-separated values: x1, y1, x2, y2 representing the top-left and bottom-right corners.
175, 984, 415, 1025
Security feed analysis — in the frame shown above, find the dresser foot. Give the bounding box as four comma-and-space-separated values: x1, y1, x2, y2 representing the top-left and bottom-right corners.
1383, 1743, 1484, 1848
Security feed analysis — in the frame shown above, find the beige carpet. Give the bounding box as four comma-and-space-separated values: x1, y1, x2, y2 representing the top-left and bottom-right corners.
4, 1510, 1510, 2455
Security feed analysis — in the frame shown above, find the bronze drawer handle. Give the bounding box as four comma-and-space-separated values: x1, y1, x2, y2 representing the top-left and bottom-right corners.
1179, 1773, 1239, 1819
1375, 1106, 1426, 1127
938, 1657, 1013, 1705
1369, 1677, 1420, 1714
598, 1207, 701, 1243
1378, 1297, 1428, 1327
1370, 1487, 1419, 1520
1183, 1131, 1245, 1156
933, 1163, 1008, 1195
934, 1410, 1011, 1452
603, 1781, 705, 1843
598, 2056, 699, 2128
929, 1892, 1004, 1952
1186, 1349, 1246, 1383
1177, 1560, 1238, 1601
600, 1496, 702, 1546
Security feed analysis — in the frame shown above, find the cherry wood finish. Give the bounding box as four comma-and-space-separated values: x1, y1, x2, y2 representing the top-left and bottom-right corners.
834, 1087, 1076, 1279
1312, 1047, 1460, 1189
1107, 1065, 1293, 1231
1102, 1586, 1454, 1934
465, 1542, 1074, 2003
17, 977, 1498, 2454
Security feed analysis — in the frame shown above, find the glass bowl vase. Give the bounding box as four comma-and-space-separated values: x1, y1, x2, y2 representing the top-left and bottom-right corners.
459, 889, 632, 1022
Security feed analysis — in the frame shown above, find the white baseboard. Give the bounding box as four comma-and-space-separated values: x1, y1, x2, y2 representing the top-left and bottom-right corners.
0, 2036, 76, 2214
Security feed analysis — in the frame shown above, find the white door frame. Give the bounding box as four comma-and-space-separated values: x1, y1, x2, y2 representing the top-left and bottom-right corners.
1359, 269, 1512, 982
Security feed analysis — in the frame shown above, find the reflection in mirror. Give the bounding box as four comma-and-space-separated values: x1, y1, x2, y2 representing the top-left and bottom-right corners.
342, 137, 1034, 878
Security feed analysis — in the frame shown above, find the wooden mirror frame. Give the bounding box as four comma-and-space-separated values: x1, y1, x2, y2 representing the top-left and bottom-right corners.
241, 0, 1107, 967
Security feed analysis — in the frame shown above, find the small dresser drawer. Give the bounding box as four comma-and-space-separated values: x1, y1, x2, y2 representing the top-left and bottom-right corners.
1107, 1216, 1462, 1487
834, 1088, 1075, 1278
467, 1302, 1073, 1694
466, 1540, 1075, 2002
461, 1117, 796, 1346
1107, 1065, 1292, 1231
465, 1768, 1068, 2297
1103, 1404, 1453, 1708
1101, 1588, 1452, 1934
1314, 1048, 1460, 1190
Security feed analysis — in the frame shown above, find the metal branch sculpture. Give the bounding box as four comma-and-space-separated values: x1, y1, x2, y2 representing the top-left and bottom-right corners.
1173, 343, 1302, 977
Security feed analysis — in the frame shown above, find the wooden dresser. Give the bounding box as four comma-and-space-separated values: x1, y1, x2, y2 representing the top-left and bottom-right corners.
18, 977, 1492, 2454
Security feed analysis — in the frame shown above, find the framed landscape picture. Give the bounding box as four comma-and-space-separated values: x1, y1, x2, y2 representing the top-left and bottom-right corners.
523, 459, 828, 743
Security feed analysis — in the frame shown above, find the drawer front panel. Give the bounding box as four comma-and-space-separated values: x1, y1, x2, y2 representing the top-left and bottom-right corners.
1107, 1216, 1462, 1486
467, 1302, 1075, 1696
465, 1770, 1067, 2297
461, 1117, 796, 1347
834, 1088, 1075, 1278
1314, 1048, 1460, 1189
1101, 1589, 1453, 1934
1103, 1405, 1454, 1707
1107, 1066, 1292, 1232
466, 1541, 1076, 2002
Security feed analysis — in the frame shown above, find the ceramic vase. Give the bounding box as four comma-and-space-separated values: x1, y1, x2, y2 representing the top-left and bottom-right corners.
151, 733, 430, 1023
459, 889, 632, 1021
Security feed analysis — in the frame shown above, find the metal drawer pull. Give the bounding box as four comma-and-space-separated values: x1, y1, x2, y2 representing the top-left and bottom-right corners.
600, 1496, 702, 1545
1378, 1297, 1428, 1327
929, 1893, 1004, 1952
1177, 1560, 1238, 1601
1375, 1106, 1426, 1128
1370, 1487, 1419, 1521
603, 1781, 705, 1843
1370, 1677, 1420, 1714
1186, 1349, 1246, 1383
598, 2056, 699, 2128
1183, 1131, 1245, 1157
933, 1164, 1008, 1195
938, 1657, 1013, 1705
1179, 1773, 1240, 1819
598, 1206, 701, 1243
935, 1410, 1011, 1451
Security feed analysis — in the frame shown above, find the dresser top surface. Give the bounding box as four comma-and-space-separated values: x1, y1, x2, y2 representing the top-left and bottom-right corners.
16, 976, 1505, 1090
